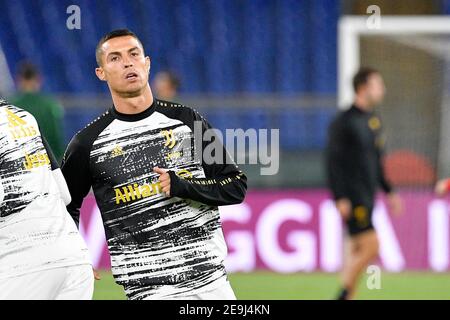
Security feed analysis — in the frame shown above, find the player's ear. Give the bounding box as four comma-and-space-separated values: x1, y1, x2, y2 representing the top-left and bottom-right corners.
95, 67, 106, 81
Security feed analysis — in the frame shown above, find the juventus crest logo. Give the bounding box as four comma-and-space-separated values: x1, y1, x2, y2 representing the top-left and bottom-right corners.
161, 129, 176, 149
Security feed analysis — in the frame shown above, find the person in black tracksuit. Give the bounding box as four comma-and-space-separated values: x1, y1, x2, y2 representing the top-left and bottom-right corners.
326, 104, 392, 235
325, 67, 402, 300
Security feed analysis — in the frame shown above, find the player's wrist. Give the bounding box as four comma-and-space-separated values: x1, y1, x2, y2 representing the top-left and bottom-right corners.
167, 170, 184, 197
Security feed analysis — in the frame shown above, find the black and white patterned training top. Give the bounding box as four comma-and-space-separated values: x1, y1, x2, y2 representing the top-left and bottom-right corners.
61, 98, 247, 299
0, 100, 91, 280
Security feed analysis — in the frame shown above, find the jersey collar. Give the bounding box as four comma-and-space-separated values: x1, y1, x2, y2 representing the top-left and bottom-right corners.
110, 99, 156, 122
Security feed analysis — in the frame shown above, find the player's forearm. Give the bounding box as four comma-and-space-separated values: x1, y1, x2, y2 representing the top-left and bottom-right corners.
378, 161, 393, 194
61, 135, 93, 228
379, 176, 393, 194
169, 171, 247, 206
329, 180, 350, 201
326, 159, 349, 200
61, 171, 88, 228
375, 147, 393, 194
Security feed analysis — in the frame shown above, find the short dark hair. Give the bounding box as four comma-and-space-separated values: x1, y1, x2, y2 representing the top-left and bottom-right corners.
352, 67, 379, 92
95, 29, 144, 66
17, 61, 40, 80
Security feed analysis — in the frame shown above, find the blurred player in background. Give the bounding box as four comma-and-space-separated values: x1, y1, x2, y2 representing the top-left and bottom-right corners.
326, 67, 402, 300
152, 71, 181, 101
61, 29, 247, 300
0, 99, 93, 300
10, 61, 65, 161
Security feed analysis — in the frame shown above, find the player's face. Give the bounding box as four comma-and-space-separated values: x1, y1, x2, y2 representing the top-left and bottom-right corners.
96, 36, 150, 97
366, 73, 386, 106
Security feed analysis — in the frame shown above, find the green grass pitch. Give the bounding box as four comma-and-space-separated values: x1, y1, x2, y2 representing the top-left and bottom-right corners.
93, 271, 450, 300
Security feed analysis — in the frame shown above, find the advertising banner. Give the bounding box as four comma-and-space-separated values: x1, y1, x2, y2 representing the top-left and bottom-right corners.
79, 190, 450, 272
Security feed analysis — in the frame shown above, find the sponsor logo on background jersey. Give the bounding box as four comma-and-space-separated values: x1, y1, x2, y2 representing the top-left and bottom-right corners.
5, 109, 38, 140
23, 151, 50, 170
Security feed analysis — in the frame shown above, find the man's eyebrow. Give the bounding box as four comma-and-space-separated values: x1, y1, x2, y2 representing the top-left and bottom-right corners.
105, 47, 141, 59
106, 51, 121, 58
128, 46, 140, 52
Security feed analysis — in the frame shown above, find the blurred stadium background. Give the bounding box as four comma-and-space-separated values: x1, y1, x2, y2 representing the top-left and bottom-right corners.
2, 0, 450, 299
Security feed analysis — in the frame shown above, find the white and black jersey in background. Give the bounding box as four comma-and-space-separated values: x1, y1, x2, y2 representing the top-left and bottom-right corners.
61, 99, 247, 299
0, 100, 91, 280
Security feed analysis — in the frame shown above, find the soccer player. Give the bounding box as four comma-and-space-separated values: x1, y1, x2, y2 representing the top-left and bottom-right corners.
0, 99, 93, 300
61, 29, 247, 300
325, 67, 402, 300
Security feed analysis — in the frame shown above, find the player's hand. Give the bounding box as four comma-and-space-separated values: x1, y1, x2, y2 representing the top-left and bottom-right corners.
93, 268, 101, 280
387, 192, 402, 216
335, 198, 351, 221
435, 179, 450, 196
153, 167, 171, 196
